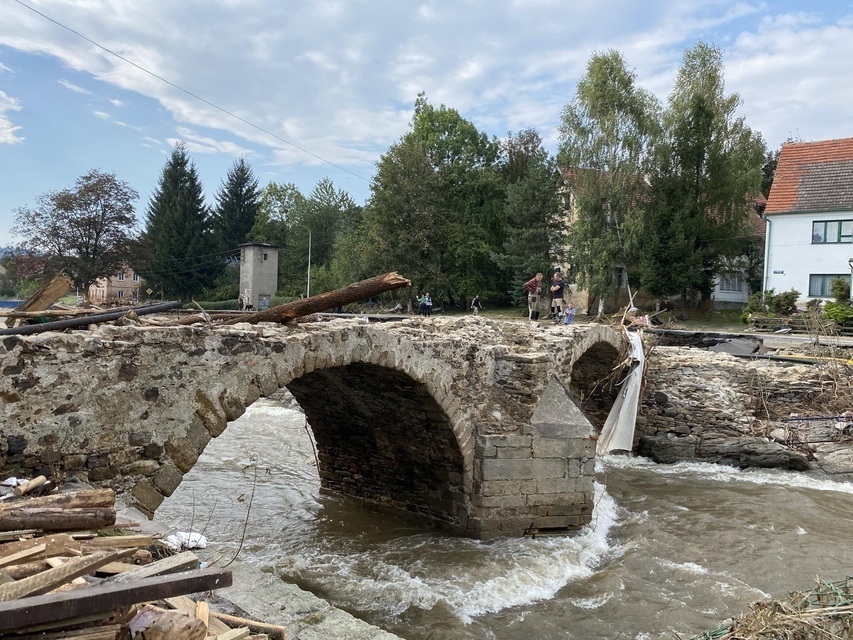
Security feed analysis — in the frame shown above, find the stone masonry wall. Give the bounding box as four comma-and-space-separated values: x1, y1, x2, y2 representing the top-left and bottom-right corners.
638, 346, 832, 468
0, 318, 624, 539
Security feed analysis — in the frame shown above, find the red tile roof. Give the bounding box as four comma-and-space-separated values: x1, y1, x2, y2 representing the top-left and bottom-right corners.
766, 137, 853, 214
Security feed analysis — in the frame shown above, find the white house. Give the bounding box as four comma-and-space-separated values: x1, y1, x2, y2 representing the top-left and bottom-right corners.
763, 137, 853, 304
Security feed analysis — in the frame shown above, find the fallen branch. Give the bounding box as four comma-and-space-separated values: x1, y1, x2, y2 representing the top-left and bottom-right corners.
174, 272, 412, 327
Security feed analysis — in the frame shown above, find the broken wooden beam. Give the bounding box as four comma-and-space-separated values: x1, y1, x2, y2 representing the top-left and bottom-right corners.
0, 549, 130, 601
0, 568, 233, 633
175, 271, 412, 326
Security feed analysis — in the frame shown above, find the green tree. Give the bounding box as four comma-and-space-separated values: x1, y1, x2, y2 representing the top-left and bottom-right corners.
136, 142, 219, 300
558, 50, 660, 314
494, 129, 563, 306
362, 93, 504, 307
212, 157, 260, 252
643, 42, 765, 303
12, 169, 138, 299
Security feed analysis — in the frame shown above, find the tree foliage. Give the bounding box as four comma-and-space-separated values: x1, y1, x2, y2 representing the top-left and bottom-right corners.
361, 94, 505, 307
558, 50, 660, 307
642, 42, 765, 300
494, 129, 563, 306
212, 157, 260, 253
12, 169, 138, 299
136, 142, 219, 300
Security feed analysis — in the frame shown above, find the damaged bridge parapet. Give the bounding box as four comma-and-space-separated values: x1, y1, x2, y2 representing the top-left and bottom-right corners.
0, 317, 626, 539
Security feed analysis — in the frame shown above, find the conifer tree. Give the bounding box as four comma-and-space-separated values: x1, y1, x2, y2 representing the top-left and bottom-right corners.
212, 157, 260, 252
136, 142, 219, 300
494, 129, 563, 306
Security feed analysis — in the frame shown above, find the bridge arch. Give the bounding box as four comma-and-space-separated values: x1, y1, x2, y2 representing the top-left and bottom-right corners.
563, 325, 627, 429
271, 328, 474, 533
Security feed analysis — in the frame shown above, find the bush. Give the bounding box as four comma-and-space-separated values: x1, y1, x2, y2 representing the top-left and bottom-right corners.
741, 288, 801, 322
825, 301, 853, 325
830, 277, 851, 302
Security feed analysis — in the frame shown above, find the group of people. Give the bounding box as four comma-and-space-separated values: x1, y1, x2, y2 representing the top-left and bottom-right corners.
523, 270, 575, 324
418, 292, 433, 316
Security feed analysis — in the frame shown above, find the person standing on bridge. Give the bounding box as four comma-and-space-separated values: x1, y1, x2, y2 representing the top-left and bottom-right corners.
549, 271, 565, 322
524, 273, 543, 321
471, 294, 482, 316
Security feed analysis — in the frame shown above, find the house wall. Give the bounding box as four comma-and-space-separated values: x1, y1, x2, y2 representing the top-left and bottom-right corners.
88, 268, 141, 304
764, 210, 853, 303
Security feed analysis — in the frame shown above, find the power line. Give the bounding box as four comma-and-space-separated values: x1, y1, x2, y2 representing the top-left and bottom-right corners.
12, 0, 370, 183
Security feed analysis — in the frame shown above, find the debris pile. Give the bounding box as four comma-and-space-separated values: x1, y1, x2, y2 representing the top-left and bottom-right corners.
0, 478, 286, 639
693, 576, 853, 639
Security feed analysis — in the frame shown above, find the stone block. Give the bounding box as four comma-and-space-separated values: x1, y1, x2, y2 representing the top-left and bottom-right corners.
480, 458, 566, 481
165, 437, 199, 473
532, 437, 570, 458
62, 453, 87, 470
7, 435, 26, 455
495, 446, 533, 459
142, 442, 164, 460
154, 461, 183, 496
131, 479, 164, 516
128, 432, 149, 447
120, 459, 160, 476
88, 466, 118, 481
536, 477, 581, 494
477, 479, 537, 496
194, 389, 227, 437
470, 494, 527, 509
186, 416, 212, 452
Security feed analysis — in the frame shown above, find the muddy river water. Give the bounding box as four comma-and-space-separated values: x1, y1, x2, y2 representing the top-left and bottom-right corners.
155, 397, 853, 639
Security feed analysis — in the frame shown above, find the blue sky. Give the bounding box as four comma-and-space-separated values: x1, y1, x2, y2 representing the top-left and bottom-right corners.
1, 0, 852, 247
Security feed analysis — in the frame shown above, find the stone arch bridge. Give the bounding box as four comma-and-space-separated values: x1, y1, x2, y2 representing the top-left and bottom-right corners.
0, 317, 627, 539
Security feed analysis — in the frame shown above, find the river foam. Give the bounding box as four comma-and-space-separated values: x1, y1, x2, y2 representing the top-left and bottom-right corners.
277, 483, 624, 623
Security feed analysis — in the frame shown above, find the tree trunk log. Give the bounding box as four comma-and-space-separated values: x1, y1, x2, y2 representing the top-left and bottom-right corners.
0, 508, 116, 532
174, 271, 412, 326
2, 489, 115, 511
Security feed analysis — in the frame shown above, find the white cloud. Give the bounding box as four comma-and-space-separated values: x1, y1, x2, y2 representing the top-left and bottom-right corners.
93, 110, 110, 119
0, 91, 23, 144
0, 0, 850, 177
58, 79, 90, 94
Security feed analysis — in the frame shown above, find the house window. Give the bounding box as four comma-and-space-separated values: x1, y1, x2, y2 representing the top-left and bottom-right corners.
117, 290, 124, 299
809, 274, 850, 297
719, 273, 744, 292
263, 253, 268, 261
812, 220, 853, 244
132, 273, 139, 282
118, 273, 126, 281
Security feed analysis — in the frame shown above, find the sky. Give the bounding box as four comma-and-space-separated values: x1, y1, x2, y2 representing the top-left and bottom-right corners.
1, 0, 852, 247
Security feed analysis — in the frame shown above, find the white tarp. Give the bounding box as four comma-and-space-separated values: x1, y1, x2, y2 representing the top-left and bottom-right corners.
597, 331, 645, 455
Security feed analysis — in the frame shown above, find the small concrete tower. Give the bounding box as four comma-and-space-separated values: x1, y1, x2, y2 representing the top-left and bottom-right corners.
238, 243, 279, 311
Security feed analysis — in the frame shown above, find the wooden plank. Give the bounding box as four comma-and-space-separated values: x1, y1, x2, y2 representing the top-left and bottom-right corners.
216, 628, 251, 640
210, 611, 287, 640
0, 568, 232, 633
81, 534, 155, 549
105, 550, 198, 583
0, 549, 130, 601
0, 543, 46, 568
196, 599, 210, 628
164, 595, 232, 636
45, 557, 88, 587
0, 534, 82, 559
92, 561, 138, 576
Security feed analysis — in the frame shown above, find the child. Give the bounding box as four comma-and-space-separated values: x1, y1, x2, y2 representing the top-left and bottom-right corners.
561, 303, 575, 325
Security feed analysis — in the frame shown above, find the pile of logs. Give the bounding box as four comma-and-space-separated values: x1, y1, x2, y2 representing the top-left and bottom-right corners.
0, 480, 286, 639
